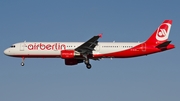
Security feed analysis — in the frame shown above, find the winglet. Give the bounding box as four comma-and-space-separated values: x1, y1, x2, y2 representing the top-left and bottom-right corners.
98, 33, 103, 38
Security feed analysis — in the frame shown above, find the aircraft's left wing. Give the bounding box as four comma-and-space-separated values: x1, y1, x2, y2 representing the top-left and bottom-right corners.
75, 34, 102, 54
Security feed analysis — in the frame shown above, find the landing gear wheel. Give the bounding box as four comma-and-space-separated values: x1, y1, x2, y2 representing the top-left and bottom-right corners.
21, 62, 25, 66
86, 64, 92, 69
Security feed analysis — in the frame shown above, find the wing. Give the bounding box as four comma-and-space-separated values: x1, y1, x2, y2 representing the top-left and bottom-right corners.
75, 34, 102, 54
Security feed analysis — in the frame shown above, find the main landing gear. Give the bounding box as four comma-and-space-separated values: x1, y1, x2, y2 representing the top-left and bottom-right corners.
21, 57, 25, 66
84, 56, 92, 69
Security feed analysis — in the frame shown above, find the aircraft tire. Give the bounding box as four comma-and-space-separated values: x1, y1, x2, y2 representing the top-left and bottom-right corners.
86, 64, 91, 69
21, 62, 25, 66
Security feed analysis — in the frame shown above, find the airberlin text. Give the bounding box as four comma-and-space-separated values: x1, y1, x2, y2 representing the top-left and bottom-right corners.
28, 43, 66, 50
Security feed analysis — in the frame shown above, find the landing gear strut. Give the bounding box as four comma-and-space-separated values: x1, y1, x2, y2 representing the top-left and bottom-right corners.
21, 57, 25, 66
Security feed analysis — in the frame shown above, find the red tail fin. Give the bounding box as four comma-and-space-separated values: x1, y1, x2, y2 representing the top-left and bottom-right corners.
145, 20, 172, 44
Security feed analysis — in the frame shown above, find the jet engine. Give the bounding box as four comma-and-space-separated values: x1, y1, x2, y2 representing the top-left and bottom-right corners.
61, 50, 80, 59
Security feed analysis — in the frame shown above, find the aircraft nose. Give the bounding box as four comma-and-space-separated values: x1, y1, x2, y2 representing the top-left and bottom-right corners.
4, 48, 10, 55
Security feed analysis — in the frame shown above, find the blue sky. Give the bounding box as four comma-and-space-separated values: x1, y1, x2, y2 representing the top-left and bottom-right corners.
0, 0, 180, 101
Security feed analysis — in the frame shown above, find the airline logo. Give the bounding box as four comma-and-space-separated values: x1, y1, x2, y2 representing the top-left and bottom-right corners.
156, 23, 171, 41
27, 43, 66, 50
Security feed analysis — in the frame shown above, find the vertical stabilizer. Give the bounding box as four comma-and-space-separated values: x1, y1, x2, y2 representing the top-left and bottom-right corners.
145, 20, 172, 44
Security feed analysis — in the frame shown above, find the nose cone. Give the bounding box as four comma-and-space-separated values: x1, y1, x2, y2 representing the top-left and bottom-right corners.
4, 48, 10, 56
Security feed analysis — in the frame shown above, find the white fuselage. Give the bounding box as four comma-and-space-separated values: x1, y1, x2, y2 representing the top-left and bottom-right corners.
4, 42, 141, 57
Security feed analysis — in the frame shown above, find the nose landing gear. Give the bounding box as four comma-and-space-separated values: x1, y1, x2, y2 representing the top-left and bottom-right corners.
21, 57, 25, 66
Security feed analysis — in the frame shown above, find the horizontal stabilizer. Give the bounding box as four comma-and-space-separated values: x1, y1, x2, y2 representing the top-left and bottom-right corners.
156, 41, 171, 48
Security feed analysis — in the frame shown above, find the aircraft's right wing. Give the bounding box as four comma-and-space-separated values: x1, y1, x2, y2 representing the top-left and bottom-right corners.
75, 34, 102, 55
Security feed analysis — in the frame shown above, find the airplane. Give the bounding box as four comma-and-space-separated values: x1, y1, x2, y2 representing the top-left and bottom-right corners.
4, 20, 175, 69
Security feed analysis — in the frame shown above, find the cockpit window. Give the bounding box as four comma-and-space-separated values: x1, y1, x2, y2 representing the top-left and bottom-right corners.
10, 45, 16, 48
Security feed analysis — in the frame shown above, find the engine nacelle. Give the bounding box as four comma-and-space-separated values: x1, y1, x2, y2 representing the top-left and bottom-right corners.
61, 50, 80, 59
65, 59, 83, 65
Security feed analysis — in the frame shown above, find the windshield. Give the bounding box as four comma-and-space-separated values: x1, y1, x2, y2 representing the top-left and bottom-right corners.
10, 45, 15, 48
